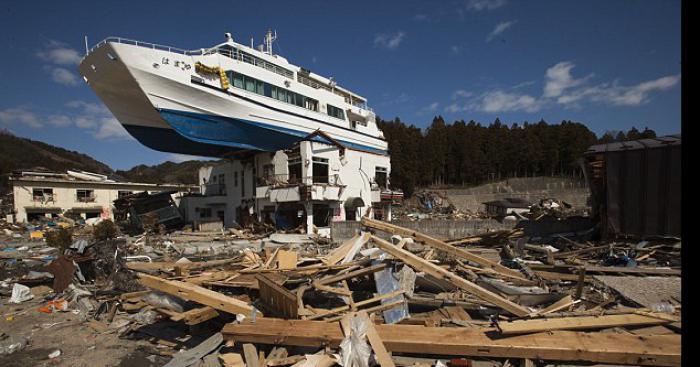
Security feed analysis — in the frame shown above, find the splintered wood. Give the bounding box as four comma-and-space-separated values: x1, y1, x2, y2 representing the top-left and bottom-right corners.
124, 216, 680, 367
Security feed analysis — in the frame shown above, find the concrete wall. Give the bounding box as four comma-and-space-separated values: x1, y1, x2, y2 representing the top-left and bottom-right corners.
442, 177, 591, 213
331, 219, 515, 243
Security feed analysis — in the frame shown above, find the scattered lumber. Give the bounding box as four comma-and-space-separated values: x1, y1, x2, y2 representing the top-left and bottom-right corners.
222, 318, 680, 366
137, 273, 262, 317
362, 217, 526, 280
496, 312, 674, 334
370, 235, 531, 317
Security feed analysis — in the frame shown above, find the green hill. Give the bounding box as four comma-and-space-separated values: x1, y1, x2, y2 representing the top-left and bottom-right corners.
0, 129, 113, 192
115, 160, 217, 185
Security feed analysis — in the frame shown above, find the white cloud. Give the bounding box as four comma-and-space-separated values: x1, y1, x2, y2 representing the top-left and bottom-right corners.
558, 75, 680, 107
49, 67, 78, 86
543, 61, 591, 98
418, 102, 440, 115
47, 114, 72, 127
477, 90, 541, 112
446, 61, 680, 114
94, 117, 131, 140
374, 32, 405, 50
36, 42, 82, 65
486, 20, 516, 42
465, 0, 507, 11
0, 106, 42, 128
452, 90, 473, 99
65, 100, 132, 140
37, 40, 83, 87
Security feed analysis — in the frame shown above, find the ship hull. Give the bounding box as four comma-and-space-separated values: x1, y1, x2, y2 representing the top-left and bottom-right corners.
79, 40, 388, 157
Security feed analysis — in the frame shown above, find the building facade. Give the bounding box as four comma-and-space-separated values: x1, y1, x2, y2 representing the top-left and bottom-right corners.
10, 170, 197, 223
180, 135, 401, 236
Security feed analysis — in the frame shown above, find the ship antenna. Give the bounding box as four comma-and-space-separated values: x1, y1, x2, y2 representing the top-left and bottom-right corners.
84, 35, 89, 56
264, 28, 277, 55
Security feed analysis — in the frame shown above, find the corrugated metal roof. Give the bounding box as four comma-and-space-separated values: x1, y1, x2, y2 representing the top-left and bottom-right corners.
585, 134, 681, 154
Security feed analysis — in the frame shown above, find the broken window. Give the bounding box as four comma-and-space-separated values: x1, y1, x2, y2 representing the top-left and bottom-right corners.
375, 166, 388, 188
312, 203, 331, 227
32, 188, 54, 201
118, 190, 133, 198
198, 207, 212, 218
288, 157, 302, 183
312, 157, 329, 184
76, 189, 95, 203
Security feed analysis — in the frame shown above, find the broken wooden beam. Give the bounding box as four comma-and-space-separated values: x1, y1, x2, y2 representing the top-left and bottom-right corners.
222, 318, 680, 366
257, 274, 298, 319
370, 235, 531, 317
361, 217, 525, 280
137, 273, 262, 317
496, 312, 674, 335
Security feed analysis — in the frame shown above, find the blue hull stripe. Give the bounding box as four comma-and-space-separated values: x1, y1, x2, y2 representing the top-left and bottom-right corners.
157, 108, 389, 155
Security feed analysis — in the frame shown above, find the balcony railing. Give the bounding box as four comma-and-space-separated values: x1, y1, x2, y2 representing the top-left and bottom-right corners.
204, 183, 227, 196
257, 174, 343, 187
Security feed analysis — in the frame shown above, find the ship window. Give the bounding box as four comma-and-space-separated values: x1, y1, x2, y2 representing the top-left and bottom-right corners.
271, 86, 278, 99
327, 104, 345, 120
232, 73, 243, 88
277, 89, 286, 102
264, 83, 272, 97
294, 93, 304, 107
256, 80, 265, 95
305, 98, 318, 111
286, 91, 295, 104
245, 77, 255, 92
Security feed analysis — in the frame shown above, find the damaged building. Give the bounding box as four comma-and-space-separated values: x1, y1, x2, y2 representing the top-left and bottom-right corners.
9, 169, 197, 223
180, 131, 402, 236
583, 134, 681, 239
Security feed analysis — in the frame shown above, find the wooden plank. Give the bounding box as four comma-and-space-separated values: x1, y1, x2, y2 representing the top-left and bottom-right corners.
257, 274, 298, 319
220, 353, 245, 367
316, 264, 386, 286
496, 313, 673, 335
322, 234, 365, 265
540, 295, 575, 314
243, 343, 261, 367
357, 311, 396, 367
277, 250, 298, 270
370, 235, 531, 317
222, 319, 680, 366
362, 217, 525, 280
529, 264, 681, 276
182, 306, 220, 325
137, 273, 262, 317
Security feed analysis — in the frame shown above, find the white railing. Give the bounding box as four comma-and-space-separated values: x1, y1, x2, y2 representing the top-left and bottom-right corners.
84, 37, 209, 60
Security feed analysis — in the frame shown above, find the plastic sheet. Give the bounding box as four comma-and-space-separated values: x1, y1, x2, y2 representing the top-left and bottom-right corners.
372, 260, 409, 324
9, 283, 33, 303
142, 291, 185, 312
339, 314, 371, 367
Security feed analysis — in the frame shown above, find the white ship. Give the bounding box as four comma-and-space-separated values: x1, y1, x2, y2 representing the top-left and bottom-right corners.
78, 30, 388, 157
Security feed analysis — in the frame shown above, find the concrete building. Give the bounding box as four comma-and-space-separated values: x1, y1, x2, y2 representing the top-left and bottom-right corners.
9, 170, 198, 223
180, 134, 402, 236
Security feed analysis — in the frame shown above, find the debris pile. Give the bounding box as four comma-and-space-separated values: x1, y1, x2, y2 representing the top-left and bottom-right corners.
0, 216, 681, 366
392, 191, 482, 221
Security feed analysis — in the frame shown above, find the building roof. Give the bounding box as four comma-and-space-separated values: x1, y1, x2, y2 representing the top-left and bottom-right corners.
482, 197, 532, 208
9, 169, 197, 189
585, 134, 681, 155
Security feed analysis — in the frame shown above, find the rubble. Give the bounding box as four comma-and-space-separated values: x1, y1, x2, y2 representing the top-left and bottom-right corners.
0, 214, 681, 366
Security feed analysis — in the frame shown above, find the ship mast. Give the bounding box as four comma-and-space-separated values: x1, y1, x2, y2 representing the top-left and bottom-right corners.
264, 28, 277, 56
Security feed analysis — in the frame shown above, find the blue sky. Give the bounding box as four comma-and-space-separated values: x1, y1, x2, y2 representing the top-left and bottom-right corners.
0, 0, 681, 170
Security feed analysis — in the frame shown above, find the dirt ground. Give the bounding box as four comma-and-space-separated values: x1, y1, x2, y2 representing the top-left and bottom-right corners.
0, 295, 169, 367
